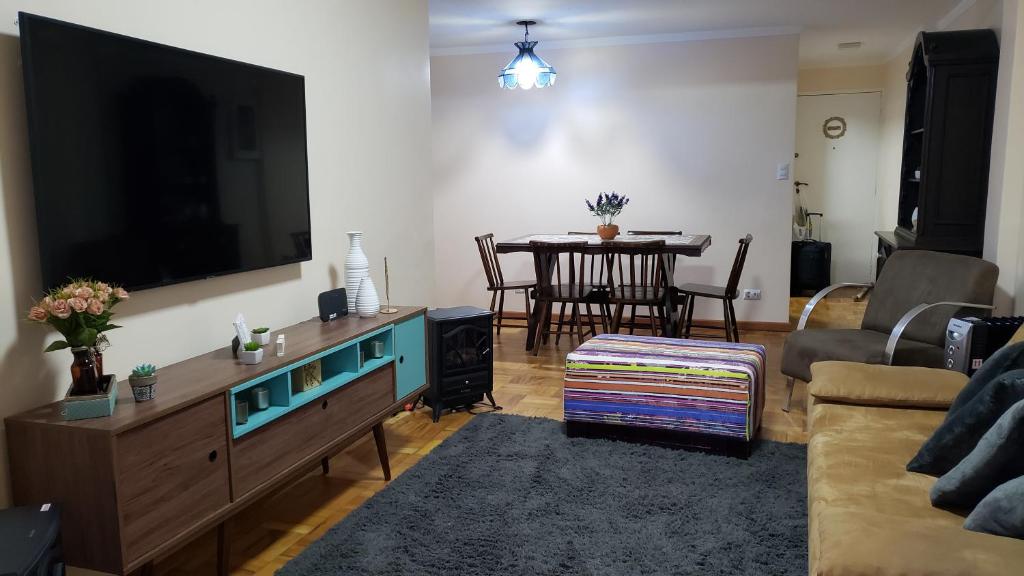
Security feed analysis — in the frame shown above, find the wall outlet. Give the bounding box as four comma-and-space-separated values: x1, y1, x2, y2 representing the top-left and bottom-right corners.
742, 288, 762, 300
514, 289, 525, 294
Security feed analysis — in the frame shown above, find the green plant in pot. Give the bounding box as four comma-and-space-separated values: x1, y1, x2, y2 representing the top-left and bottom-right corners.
239, 340, 264, 365
586, 192, 630, 240
251, 326, 271, 345
129, 363, 158, 402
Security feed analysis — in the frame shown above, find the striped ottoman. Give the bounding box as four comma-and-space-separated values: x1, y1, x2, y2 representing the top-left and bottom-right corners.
563, 334, 766, 456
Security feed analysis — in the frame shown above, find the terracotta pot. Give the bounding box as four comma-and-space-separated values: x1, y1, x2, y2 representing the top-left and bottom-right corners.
597, 224, 619, 240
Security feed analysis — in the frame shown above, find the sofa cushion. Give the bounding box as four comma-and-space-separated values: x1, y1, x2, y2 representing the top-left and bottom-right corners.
782, 328, 944, 382
809, 402, 1024, 575
931, 400, 1024, 510
809, 361, 968, 409
908, 369, 1024, 476
947, 340, 1024, 417
965, 476, 1024, 539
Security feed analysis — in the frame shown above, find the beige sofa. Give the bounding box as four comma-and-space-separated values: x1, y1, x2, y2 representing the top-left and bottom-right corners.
806, 358, 1024, 575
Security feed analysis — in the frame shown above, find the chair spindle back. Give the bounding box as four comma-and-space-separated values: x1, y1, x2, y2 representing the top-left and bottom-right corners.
604, 241, 667, 301
725, 234, 754, 299
529, 241, 588, 300
474, 233, 504, 289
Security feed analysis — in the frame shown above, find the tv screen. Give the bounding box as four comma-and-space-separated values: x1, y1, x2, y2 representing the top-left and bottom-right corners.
18, 13, 311, 291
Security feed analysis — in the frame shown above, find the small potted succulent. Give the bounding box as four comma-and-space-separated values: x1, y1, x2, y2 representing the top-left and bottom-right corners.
251, 327, 271, 345
585, 191, 630, 240
129, 363, 158, 402
239, 340, 264, 365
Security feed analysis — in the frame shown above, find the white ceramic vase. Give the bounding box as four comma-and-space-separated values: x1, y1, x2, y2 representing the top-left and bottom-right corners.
356, 276, 380, 318
345, 231, 369, 310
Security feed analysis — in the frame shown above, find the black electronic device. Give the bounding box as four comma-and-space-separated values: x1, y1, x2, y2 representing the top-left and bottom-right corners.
318, 288, 348, 322
945, 316, 1024, 374
0, 503, 64, 576
18, 13, 311, 291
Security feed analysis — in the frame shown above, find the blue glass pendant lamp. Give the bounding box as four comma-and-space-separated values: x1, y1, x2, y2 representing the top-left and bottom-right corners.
498, 20, 557, 90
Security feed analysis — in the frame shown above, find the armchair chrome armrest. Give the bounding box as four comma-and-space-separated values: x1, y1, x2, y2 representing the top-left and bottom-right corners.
797, 283, 874, 331
884, 302, 995, 365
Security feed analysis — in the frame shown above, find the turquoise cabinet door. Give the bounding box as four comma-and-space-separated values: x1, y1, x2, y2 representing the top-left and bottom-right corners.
394, 314, 426, 401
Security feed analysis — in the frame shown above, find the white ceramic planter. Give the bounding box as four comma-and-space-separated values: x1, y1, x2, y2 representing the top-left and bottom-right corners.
239, 348, 264, 365
356, 276, 380, 318
345, 231, 369, 311
251, 331, 271, 345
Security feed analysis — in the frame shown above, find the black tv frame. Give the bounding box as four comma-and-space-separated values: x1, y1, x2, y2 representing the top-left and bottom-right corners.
18, 11, 313, 292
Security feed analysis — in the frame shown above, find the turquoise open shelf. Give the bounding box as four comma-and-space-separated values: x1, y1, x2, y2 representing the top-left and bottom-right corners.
230, 324, 396, 439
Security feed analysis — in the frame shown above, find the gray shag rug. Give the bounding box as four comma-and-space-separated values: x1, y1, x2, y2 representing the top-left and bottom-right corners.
278, 414, 807, 576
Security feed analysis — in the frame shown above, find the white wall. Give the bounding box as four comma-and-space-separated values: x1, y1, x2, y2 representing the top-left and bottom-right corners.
432, 35, 799, 324
876, 0, 1024, 312
0, 0, 434, 507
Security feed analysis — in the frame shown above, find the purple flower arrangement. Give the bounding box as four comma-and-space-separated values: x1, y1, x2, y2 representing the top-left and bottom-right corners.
585, 192, 630, 226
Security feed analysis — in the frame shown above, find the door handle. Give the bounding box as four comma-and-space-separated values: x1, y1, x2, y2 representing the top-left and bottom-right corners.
794, 181, 809, 188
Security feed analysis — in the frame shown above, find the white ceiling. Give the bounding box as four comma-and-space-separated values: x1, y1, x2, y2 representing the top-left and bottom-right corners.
429, 0, 966, 67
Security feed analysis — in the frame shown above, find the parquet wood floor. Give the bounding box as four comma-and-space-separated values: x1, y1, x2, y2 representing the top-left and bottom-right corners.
123, 296, 867, 576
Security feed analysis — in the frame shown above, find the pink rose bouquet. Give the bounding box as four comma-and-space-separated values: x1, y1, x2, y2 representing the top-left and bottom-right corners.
26, 278, 129, 352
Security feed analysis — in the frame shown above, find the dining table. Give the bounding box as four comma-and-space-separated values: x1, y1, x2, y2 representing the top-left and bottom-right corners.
495, 233, 712, 350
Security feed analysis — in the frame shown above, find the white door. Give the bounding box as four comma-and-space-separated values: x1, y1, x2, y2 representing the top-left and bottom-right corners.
795, 92, 881, 283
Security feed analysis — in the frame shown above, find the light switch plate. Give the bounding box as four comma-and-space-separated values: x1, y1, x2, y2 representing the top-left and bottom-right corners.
776, 163, 790, 180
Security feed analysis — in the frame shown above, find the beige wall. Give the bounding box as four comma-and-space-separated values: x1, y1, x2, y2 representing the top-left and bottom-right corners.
431, 35, 799, 324
876, 0, 1024, 312
798, 64, 885, 94
0, 0, 434, 507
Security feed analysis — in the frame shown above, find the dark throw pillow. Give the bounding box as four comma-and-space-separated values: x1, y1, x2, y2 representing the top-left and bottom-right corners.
931, 399, 1024, 509
908, 369, 1024, 476
947, 341, 1024, 417
964, 476, 1024, 539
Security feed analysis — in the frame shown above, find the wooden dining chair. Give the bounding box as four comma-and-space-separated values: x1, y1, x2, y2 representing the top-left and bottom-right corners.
567, 232, 611, 336
675, 234, 753, 342
474, 233, 535, 335
624, 231, 681, 331
603, 240, 668, 336
529, 241, 596, 356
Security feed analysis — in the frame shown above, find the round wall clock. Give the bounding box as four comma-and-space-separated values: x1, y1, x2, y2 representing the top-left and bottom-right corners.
823, 116, 847, 139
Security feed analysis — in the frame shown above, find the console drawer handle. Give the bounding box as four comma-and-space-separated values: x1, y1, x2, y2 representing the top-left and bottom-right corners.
399, 355, 405, 364
208, 450, 218, 463
322, 400, 329, 410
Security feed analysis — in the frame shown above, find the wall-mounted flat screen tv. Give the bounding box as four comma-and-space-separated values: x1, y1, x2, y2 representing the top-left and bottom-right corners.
19, 12, 312, 291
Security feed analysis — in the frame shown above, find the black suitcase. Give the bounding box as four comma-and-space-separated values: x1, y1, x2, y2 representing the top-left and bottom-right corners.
791, 240, 831, 296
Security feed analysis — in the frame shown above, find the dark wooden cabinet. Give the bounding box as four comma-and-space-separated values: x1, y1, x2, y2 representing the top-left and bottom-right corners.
5, 307, 427, 575
115, 395, 230, 565
891, 29, 998, 255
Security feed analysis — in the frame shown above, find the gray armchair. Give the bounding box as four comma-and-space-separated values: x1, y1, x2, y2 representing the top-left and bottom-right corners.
781, 250, 998, 412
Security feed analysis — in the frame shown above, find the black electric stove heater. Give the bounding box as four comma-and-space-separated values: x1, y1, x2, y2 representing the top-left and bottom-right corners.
423, 306, 495, 422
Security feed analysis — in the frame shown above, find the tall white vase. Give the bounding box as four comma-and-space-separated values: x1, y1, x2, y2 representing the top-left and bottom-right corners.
356, 276, 380, 318
345, 231, 369, 311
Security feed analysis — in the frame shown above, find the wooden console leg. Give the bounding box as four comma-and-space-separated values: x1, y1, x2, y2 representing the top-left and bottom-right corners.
217, 520, 230, 576
321, 456, 330, 475
132, 562, 154, 576
372, 422, 392, 481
